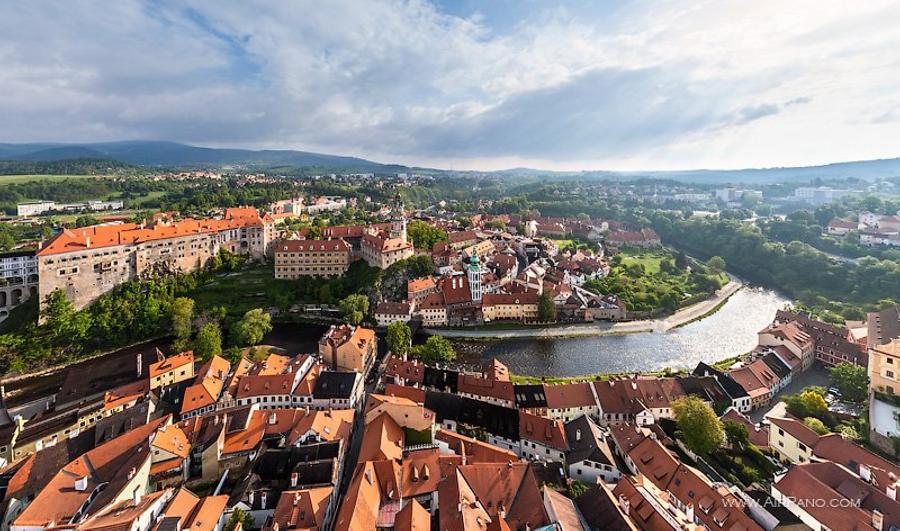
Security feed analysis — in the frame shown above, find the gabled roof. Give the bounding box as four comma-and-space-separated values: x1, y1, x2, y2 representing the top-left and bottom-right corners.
435, 429, 519, 464
394, 498, 430, 531
519, 411, 568, 451
150, 351, 194, 378
768, 416, 819, 447
565, 415, 615, 466
774, 462, 899, 531
265, 487, 333, 531
544, 382, 596, 410
358, 412, 404, 463
14, 416, 168, 528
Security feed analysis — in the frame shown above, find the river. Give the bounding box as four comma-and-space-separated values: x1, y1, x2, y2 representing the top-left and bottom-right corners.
466, 286, 790, 377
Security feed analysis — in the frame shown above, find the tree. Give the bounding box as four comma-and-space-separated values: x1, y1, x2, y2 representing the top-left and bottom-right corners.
804, 417, 829, 435
784, 389, 829, 420
74, 215, 99, 228
566, 480, 590, 499
339, 294, 370, 325
722, 419, 750, 449
170, 297, 194, 343
707, 255, 726, 274
42, 289, 91, 345
386, 321, 412, 358
194, 322, 222, 361
407, 220, 448, 249
231, 308, 273, 346
538, 291, 557, 322
414, 335, 456, 364
225, 508, 253, 531
671, 396, 724, 456
829, 362, 868, 403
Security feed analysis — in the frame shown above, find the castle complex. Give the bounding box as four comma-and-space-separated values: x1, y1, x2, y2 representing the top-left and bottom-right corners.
36, 208, 275, 310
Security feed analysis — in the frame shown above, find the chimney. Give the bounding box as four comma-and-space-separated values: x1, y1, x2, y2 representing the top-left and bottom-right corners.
860, 464, 873, 483
291, 472, 298, 487
85, 236, 91, 248
133, 488, 141, 506
136, 352, 143, 378
685, 503, 694, 523
248, 491, 255, 506
887, 481, 897, 501
261, 491, 267, 508
618, 494, 630, 515
872, 509, 884, 531
75, 476, 89, 491
576, 429, 582, 441
269, 412, 277, 425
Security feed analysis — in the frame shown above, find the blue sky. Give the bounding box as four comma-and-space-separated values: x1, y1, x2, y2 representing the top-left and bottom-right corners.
2, 1, 900, 171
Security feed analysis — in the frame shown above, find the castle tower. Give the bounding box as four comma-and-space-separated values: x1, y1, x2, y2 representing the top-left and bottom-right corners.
468, 255, 482, 302
390, 193, 407, 242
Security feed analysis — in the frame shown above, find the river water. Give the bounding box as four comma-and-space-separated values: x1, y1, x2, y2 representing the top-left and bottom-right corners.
470, 286, 790, 377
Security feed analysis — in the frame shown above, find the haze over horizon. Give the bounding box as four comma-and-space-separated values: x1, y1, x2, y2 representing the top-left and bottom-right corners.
3, 1, 900, 172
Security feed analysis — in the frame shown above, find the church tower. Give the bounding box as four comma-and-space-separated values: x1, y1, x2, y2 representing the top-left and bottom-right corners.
468, 255, 482, 302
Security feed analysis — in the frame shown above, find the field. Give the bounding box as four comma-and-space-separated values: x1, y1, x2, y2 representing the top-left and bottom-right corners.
0, 174, 109, 185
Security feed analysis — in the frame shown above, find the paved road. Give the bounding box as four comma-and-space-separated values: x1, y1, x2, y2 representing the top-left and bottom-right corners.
424, 278, 743, 339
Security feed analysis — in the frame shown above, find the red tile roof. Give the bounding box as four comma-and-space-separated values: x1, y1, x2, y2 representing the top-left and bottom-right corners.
519, 411, 568, 451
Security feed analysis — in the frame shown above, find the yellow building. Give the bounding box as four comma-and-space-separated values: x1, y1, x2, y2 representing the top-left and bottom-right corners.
149, 351, 195, 390
273, 238, 351, 279
768, 416, 818, 464
869, 337, 900, 395
318, 325, 377, 373
481, 292, 539, 322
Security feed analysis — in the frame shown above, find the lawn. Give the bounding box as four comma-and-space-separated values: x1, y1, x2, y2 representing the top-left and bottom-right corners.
0, 174, 109, 185
618, 250, 666, 274
188, 265, 292, 318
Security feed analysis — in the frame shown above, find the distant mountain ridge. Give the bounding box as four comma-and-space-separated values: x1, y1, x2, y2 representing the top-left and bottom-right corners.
1, 140, 899, 183
0, 140, 394, 171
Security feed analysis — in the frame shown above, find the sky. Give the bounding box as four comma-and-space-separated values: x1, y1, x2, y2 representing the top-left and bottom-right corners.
2, 0, 900, 171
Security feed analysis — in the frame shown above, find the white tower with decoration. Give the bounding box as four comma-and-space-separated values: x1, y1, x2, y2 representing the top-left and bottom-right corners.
468, 255, 483, 302
390, 193, 407, 242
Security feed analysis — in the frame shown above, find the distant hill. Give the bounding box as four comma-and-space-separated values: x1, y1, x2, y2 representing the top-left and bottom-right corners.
1, 141, 899, 183
0, 141, 394, 171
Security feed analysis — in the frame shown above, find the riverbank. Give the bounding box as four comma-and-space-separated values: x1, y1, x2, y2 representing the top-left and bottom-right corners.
424, 277, 743, 339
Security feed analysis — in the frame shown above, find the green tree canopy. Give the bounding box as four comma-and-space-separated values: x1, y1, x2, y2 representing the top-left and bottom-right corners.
407, 220, 448, 249
828, 362, 868, 403
784, 389, 830, 421
231, 308, 273, 346
170, 297, 195, 343
339, 294, 370, 325
194, 322, 222, 361
672, 395, 724, 456
722, 419, 750, 449
707, 255, 726, 274
414, 335, 456, 365
804, 417, 829, 435
386, 321, 412, 358
538, 291, 557, 322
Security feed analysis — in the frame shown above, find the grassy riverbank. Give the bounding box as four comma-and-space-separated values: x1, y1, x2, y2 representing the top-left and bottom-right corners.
509, 366, 687, 385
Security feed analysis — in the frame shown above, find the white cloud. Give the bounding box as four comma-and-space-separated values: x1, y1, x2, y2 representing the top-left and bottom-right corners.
1, 0, 899, 171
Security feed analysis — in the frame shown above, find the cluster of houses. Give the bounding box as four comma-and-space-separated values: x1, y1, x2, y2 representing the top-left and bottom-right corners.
0, 323, 380, 531
826, 211, 900, 247
0, 300, 897, 530
380, 352, 900, 531
369, 221, 638, 327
